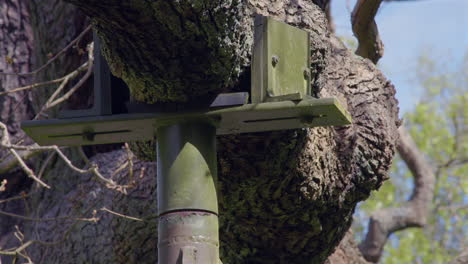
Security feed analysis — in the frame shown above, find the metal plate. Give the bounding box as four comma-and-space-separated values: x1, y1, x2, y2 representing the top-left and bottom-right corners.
252, 16, 310, 103
21, 98, 351, 146
59, 32, 113, 118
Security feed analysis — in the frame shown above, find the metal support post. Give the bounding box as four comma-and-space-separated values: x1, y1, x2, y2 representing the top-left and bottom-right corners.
156, 121, 220, 264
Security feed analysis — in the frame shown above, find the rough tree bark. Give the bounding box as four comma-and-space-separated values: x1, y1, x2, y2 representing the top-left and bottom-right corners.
1, 0, 400, 263
0, 0, 90, 262
0, 0, 34, 256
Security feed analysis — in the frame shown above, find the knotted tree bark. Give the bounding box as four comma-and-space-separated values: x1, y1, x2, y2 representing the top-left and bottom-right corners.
1, 1, 399, 263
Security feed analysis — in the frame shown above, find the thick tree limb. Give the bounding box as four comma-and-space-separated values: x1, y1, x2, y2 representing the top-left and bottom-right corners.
449, 248, 468, 264
358, 127, 436, 262
351, 1, 437, 261
351, 0, 385, 63
351, 0, 427, 63
326, 230, 369, 264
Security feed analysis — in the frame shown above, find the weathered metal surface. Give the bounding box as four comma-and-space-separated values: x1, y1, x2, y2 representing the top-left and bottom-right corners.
209, 92, 249, 108
157, 122, 220, 264
251, 15, 310, 103
157, 122, 218, 214
59, 32, 113, 118
158, 212, 220, 264
21, 97, 351, 146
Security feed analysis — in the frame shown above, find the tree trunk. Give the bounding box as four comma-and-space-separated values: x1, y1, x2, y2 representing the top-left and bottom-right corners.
1, 1, 399, 263
0, 0, 34, 259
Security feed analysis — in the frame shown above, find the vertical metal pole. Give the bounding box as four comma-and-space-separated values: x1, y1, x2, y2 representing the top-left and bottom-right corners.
157, 121, 220, 264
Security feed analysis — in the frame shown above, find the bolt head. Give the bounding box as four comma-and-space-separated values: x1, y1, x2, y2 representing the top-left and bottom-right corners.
303, 68, 311, 79
272, 55, 279, 67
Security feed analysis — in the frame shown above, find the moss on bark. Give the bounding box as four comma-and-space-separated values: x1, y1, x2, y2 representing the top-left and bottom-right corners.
66, 0, 253, 104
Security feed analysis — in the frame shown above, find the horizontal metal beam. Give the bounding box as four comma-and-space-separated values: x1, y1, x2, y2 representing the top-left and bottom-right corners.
21, 97, 352, 146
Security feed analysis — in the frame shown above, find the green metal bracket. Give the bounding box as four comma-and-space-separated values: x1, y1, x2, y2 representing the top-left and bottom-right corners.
252, 15, 311, 103
59, 32, 113, 118
20, 16, 351, 264
22, 97, 350, 146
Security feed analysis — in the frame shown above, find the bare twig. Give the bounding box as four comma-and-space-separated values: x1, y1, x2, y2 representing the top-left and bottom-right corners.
0, 148, 46, 174
36, 151, 57, 183
76, 147, 133, 191
33, 43, 94, 119
2, 201, 147, 224
0, 43, 93, 176
0, 77, 71, 96
0, 239, 34, 256
11, 148, 50, 188
45, 62, 93, 109
0, 204, 150, 259
0, 37, 92, 183
124, 143, 134, 180
110, 161, 129, 179
0, 25, 92, 77
100, 207, 144, 222
0, 209, 98, 222
0, 179, 7, 192
0, 122, 130, 193
0, 122, 50, 189
0, 202, 99, 258
107, 143, 138, 191
0, 191, 36, 204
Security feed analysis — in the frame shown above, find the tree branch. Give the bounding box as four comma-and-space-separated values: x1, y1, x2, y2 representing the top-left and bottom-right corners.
351, 0, 385, 63
0, 43, 93, 179
351, 1, 438, 262
0, 122, 132, 193
0, 60, 89, 97
326, 230, 370, 264
449, 248, 468, 264
351, 0, 428, 63
0, 122, 50, 189
358, 127, 436, 262
0, 149, 44, 174
0, 25, 91, 77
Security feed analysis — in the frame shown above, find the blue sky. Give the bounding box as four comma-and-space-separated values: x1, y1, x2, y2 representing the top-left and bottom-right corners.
331, 0, 468, 114
334, 1, 468, 253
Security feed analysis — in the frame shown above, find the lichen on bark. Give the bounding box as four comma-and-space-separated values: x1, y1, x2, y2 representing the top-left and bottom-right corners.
66, 0, 254, 104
